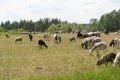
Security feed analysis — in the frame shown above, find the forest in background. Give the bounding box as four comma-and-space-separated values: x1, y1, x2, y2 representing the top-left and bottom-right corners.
0, 9, 120, 33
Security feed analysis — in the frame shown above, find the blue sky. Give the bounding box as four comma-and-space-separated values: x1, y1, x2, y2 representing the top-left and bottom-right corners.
0, 0, 119, 23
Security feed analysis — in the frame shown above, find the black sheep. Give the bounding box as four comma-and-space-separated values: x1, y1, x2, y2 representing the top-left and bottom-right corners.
69, 37, 76, 42
38, 40, 48, 48
28, 33, 33, 41
96, 52, 116, 66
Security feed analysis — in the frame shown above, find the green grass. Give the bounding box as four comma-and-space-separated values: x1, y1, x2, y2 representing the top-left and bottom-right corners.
20, 66, 120, 80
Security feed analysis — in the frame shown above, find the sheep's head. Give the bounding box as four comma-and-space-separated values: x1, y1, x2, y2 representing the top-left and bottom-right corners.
96, 60, 103, 66
96, 56, 105, 66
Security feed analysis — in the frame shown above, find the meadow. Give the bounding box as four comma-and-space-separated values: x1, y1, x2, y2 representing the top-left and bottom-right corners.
0, 32, 120, 80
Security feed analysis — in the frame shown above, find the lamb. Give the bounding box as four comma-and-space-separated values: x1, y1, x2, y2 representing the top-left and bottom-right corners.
69, 37, 76, 42
38, 39, 48, 48
96, 52, 116, 66
5, 33, 10, 38
113, 52, 120, 67
89, 42, 107, 56
15, 37, 23, 43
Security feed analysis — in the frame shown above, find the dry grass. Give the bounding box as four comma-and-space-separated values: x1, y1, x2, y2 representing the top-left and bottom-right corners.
0, 33, 119, 79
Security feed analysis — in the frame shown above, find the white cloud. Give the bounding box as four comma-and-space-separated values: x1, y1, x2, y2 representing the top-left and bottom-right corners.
0, 0, 119, 23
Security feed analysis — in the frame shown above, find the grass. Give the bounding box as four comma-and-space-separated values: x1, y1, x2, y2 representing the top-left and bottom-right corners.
0, 32, 119, 80
21, 66, 120, 80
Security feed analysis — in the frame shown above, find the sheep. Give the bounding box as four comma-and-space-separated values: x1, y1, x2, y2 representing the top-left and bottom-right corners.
5, 33, 10, 38
77, 32, 82, 39
81, 36, 95, 49
54, 33, 61, 44
15, 37, 23, 43
96, 52, 116, 66
28, 33, 33, 41
36, 33, 41, 39
113, 52, 120, 67
81, 36, 101, 49
77, 31, 100, 39
104, 29, 109, 35
69, 37, 76, 42
93, 31, 101, 37
43, 33, 50, 41
89, 42, 107, 56
109, 38, 120, 48
38, 39, 48, 48
114, 30, 120, 35
92, 37, 101, 45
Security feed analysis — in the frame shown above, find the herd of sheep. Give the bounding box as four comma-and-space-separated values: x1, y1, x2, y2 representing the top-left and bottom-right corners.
4, 30, 120, 67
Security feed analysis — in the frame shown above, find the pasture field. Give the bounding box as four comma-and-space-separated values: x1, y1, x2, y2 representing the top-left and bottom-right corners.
0, 32, 120, 80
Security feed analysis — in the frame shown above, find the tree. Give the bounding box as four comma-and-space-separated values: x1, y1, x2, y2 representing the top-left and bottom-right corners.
99, 9, 120, 32
48, 24, 58, 33
89, 18, 99, 31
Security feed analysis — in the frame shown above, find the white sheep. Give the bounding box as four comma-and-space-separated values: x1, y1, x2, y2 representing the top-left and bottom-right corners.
15, 37, 23, 43
113, 52, 120, 67
89, 42, 107, 56
81, 36, 101, 49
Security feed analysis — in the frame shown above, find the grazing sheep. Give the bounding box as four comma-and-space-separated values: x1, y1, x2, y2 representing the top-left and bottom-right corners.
43, 33, 50, 40
15, 37, 23, 43
54, 33, 61, 44
36, 33, 41, 39
104, 29, 109, 35
113, 52, 120, 67
81, 36, 94, 49
93, 31, 101, 37
5, 33, 10, 38
81, 36, 101, 49
28, 33, 33, 41
114, 30, 120, 35
77, 32, 82, 39
89, 42, 107, 56
92, 37, 101, 45
96, 52, 116, 66
38, 39, 48, 48
109, 38, 120, 48
69, 37, 76, 42
77, 31, 100, 39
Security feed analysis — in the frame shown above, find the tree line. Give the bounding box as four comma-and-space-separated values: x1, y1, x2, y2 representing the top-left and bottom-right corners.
0, 9, 120, 33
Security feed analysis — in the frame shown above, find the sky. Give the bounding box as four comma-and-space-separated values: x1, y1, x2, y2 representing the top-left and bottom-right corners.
0, 0, 120, 23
